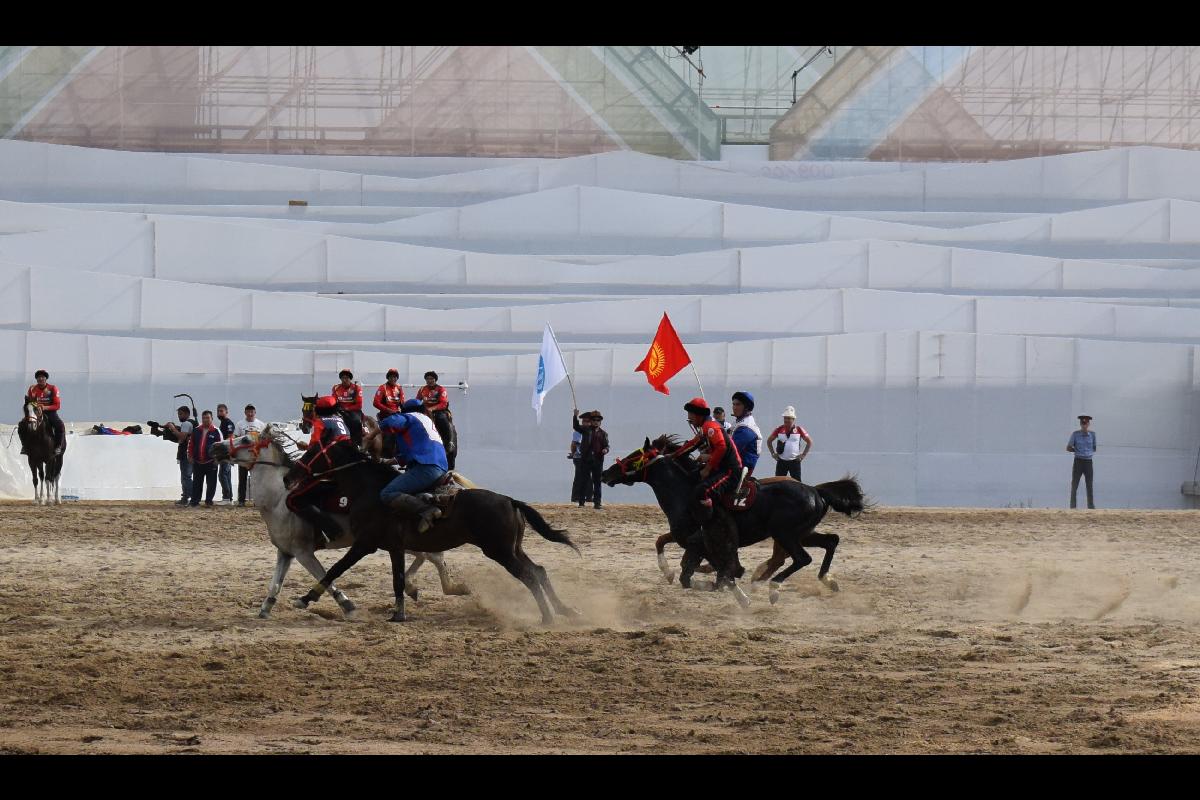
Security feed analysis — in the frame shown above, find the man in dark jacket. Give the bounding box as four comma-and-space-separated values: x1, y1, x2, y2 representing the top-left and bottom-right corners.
188, 410, 224, 507
572, 409, 609, 509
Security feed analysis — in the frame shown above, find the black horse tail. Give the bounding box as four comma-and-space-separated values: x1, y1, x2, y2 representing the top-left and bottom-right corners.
815, 474, 870, 518
512, 500, 580, 555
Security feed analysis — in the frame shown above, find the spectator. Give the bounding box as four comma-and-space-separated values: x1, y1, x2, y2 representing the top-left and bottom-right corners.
766, 405, 812, 481
714, 406, 732, 432
331, 369, 365, 447
729, 391, 762, 476
1067, 414, 1097, 509
163, 405, 194, 506
568, 429, 592, 505
233, 404, 265, 507
215, 404, 237, 505
373, 368, 406, 419
572, 409, 609, 509
188, 410, 223, 507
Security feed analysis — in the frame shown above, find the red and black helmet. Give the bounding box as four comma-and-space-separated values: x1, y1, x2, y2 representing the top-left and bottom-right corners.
315, 396, 339, 413
683, 397, 710, 417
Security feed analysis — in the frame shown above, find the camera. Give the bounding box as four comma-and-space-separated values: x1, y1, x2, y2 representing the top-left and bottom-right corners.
147, 420, 179, 442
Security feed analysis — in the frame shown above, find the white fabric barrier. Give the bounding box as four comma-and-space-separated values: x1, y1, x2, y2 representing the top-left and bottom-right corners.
0, 432, 182, 501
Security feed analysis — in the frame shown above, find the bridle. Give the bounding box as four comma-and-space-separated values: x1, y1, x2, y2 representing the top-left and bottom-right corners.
612, 446, 663, 483
226, 435, 288, 471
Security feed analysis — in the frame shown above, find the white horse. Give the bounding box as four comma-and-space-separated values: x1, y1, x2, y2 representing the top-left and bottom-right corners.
212, 424, 469, 619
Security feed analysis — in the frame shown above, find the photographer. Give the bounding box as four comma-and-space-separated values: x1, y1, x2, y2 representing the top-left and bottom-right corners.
149, 406, 194, 506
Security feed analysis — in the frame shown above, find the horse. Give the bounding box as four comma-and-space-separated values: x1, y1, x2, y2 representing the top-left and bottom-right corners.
17, 397, 64, 505
210, 424, 470, 619
602, 435, 867, 604
284, 440, 580, 624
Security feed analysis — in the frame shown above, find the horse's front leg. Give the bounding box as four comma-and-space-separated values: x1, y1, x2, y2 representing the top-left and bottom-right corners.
293, 549, 358, 616
258, 550, 294, 618
388, 548, 407, 622
654, 532, 676, 583
424, 550, 470, 596
403, 551, 425, 600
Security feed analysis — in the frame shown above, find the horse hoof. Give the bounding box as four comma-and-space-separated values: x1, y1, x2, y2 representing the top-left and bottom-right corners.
664, 571, 676, 585
405, 588, 420, 601
733, 584, 751, 609
446, 584, 471, 596
562, 607, 583, 619
769, 581, 782, 605
338, 600, 357, 615
257, 609, 271, 619
389, 611, 407, 623
821, 576, 840, 592
291, 596, 311, 610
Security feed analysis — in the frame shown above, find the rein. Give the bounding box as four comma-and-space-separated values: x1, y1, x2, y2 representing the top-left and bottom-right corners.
227, 436, 290, 470
613, 447, 662, 483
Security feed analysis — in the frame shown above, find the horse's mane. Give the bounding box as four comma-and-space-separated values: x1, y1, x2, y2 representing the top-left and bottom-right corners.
652, 433, 686, 453
260, 424, 300, 464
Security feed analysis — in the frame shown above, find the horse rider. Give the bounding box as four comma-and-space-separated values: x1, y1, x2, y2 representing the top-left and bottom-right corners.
331, 369, 365, 447
373, 368, 406, 420
286, 396, 351, 544
416, 370, 456, 470
673, 397, 743, 576
729, 391, 762, 477
377, 398, 447, 534
23, 369, 66, 456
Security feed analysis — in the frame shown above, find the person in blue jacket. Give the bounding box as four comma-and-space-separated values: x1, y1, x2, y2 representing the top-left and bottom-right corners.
377, 398, 448, 532
729, 391, 763, 476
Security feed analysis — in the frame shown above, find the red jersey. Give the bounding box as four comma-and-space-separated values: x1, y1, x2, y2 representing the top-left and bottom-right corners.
373, 383, 406, 414
331, 382, 363, 413
26, 383, 61, 412
678, 419, 740, 472
417, 384, 449, 413
308, 414, 351, 451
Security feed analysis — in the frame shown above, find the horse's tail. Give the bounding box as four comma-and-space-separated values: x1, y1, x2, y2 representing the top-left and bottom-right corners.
815, 474, 871, 518
512, 500, 580, 555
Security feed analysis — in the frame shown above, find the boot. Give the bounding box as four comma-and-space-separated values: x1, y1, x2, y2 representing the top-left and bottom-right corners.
386, 493, 441, 534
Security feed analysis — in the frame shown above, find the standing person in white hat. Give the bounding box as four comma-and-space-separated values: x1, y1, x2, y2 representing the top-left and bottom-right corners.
766, 405, 812, 482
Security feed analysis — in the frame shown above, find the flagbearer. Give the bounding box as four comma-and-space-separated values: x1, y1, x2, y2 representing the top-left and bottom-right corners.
672, 397, 743, 583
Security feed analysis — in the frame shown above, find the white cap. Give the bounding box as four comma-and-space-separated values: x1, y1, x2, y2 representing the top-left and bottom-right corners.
783, 405, 796, 418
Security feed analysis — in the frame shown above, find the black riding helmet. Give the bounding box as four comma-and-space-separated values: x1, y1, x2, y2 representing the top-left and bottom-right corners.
731, 391, 755, 412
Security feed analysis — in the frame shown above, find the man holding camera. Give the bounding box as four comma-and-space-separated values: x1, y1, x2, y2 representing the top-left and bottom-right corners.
155, 406, 195, 506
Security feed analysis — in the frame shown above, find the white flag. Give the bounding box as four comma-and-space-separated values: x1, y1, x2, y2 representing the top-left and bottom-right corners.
532, 322, 569, 424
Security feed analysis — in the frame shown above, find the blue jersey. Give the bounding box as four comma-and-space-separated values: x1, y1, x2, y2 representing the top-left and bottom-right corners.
730, 414, 762, 471
379, 412, 448, 471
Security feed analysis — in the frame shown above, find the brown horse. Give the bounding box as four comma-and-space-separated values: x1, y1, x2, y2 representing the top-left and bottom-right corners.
286, 440, 580, 624
18, 397, 64, 505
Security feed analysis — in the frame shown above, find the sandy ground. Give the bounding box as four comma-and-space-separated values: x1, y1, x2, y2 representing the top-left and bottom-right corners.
1, 500, 1199, 754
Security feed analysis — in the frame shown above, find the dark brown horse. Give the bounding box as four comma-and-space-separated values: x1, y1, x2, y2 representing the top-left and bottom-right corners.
18, 397, 64, 505
284, 440, 580, 624
603, 435, 867, 604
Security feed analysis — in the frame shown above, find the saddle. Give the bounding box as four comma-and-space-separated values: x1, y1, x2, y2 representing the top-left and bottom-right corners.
720, 478, 758, 513
419, 472, 463, 514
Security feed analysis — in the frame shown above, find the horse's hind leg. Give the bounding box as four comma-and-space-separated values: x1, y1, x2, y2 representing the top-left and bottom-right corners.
766, 535, 813, 605
426, 551, 470, 596
802, 531, 840, 591
488, 548, 553, 625
258, 551, 294, 618
293, 549, 358, 615
519, 552, 579, 618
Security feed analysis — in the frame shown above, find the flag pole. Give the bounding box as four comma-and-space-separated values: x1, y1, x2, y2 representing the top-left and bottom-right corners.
547, 323, 578, 410
689, 362, 705, 401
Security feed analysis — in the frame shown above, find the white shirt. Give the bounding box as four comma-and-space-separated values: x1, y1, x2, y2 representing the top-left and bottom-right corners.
234, 417, 266, 440
730, 414, 762, 455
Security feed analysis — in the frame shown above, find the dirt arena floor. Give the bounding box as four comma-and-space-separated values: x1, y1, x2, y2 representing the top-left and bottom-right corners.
1, 500, 1198, 754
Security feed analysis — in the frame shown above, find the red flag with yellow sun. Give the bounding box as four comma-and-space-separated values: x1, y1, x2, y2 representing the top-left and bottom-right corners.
635, 313, 692, 395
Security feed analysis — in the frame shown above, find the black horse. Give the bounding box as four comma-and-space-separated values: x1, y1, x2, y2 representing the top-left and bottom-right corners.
283, 440, 580, 624
18, 397, 64, 505
602, 435, 867, 603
